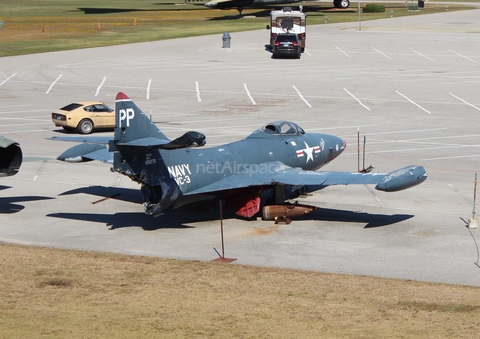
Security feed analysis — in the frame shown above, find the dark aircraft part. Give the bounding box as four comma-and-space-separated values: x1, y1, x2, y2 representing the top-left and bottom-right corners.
57, 143, 106, 162
141, 181, 181, 216
0, 137, 22, 177
262, 202, 317, 224
273, 184, 285, 204
375, 165, 427, 192
160, 131, 206, 150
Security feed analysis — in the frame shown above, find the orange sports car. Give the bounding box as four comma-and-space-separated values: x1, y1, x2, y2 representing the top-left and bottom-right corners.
52, 101, 114, 134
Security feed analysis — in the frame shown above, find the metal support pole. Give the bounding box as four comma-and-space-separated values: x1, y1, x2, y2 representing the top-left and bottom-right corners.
357, 128, 360, 172
212, 199, 237, 262
468, 173, 478, 229
363, 135, 367, 172
220, 199, 225, 258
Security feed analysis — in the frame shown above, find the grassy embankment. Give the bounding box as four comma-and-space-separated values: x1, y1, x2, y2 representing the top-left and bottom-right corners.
0, 0, 473, 57
1, 242, 480, 338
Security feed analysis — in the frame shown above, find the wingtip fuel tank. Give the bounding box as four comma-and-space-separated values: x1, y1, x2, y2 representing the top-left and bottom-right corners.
375, 165, 427, 192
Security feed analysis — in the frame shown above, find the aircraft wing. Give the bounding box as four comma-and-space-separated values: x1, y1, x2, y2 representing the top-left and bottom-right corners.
51, 136, 111, 144
54, 132, 201, 163
53, 136, 170, 164
56, 143, 112, 163
185, 162, 427, 195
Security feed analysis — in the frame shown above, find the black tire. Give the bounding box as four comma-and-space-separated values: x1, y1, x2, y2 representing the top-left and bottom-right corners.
78, 119, 94, 134
334, 0, 350, 9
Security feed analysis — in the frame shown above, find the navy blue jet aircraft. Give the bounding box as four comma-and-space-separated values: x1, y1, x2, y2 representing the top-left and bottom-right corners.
55, 92, 427, 223
0, 136, 22, 177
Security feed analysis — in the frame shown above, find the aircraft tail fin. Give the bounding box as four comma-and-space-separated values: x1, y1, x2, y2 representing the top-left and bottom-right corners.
114, 92, 170, 145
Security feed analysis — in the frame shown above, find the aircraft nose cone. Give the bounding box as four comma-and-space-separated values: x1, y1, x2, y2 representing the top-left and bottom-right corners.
340, 137, 346, 151
336, 136, 346, 156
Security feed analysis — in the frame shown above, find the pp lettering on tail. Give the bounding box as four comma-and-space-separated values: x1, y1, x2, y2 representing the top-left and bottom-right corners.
119, 108, 135, 127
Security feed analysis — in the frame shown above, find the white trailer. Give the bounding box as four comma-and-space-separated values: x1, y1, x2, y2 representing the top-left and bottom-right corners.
268, 7, 306, 51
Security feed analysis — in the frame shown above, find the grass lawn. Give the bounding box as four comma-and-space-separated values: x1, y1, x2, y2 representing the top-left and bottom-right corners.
0, 0, 474, 56
1, 242, 480, 338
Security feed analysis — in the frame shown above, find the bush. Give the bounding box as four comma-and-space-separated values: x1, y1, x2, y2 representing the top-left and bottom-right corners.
362, 4, 386, 13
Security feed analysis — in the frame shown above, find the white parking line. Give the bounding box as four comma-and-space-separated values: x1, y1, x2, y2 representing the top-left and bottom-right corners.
335, 46, 351, 58
389, 134, 480, 144
292, 85, 312, 108
343, 88, 370, 111
372, 47, 392, 60
0, 121, 52, 127
449, 93, 480, 111
95, 76, 106, 96
344, 144, 476, 157
360, 127, 447, 136
146, 79, 152, 99
422, 154, 480, 161
410, 48, 435, 62
0, 130, 52, 134
196, 81, 201, 102
45, 74, 63, 94
448, 49, 478, 64
304, 49, 311, 57
0, 109, 47, 115
395, 90, 432, 114
243, 83, 256, 105
0, 73, 17, 86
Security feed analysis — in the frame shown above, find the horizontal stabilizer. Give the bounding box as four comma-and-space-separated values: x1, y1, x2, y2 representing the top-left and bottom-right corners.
375, 165, 427, 192
116, 137, 170, 147
57, 143, 111, 163
51, 136, 111, 144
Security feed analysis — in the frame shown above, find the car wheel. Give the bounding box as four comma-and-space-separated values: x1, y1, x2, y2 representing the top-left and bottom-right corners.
78, 119, 94, 134
62, 126, 75, 132
337, 0, 349, 8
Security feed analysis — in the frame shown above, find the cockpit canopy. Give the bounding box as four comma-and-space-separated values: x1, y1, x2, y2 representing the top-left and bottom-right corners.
248, 121, 306, 138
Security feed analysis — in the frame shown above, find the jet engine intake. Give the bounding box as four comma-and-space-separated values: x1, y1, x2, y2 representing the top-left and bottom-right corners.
141, 180, 181, 216
0, 138, 22, 177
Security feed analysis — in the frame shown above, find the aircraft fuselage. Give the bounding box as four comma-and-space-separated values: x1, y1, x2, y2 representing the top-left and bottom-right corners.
124, 121, 345, 215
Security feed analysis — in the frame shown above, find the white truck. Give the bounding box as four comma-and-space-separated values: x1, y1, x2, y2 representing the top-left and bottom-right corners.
267, 7, 306, 52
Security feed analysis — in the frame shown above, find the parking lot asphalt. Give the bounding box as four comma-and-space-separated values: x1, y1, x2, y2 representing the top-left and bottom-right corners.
1, 8, 480, 286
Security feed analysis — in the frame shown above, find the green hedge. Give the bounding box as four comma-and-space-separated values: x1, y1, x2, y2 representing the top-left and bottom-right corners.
362, 4, 386, 13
